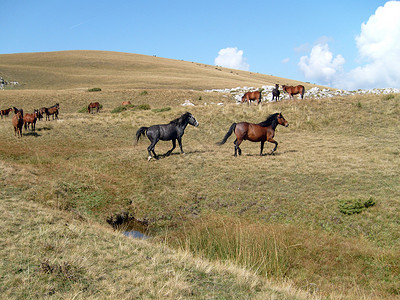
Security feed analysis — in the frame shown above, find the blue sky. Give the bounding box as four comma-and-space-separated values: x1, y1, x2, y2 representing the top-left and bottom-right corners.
1, 0, 398, 90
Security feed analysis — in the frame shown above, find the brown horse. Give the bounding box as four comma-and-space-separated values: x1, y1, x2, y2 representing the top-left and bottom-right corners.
23, 110, 39, 131
12, 110, 24, 138
38, 107, 47, 120
282, 85, 305, 99
122, 101, 131, 106
241, 91, 262, 105
88, 102, 100, 113
217, 113, 289, 156
1, 108, 13, 118
44, 103, 59, 121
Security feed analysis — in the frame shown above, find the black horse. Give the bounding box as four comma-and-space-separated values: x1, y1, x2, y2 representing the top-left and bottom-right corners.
272, 84, 280, 101
136, 112, 199, 160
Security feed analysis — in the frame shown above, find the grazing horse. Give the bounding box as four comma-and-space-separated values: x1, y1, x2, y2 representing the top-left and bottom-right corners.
136, 112, 199, 161
272, 84, 280, 101
217, 113, 289, 156
12, 109, 24, 138
241, 91, 262, 105
23, 110, 39, 131
1, 108, 13, 118
45, 103, 59, 121
282, 85, 305, 99
88, 102, 100, 113
122, 101, 131, 106
38, 107, 47, 120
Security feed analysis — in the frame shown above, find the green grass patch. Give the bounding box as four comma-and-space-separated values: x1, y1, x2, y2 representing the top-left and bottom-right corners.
152, 107, 171, 113
88, 87, 101, 92
111, 103, 150, 113
338, 197, 376, 215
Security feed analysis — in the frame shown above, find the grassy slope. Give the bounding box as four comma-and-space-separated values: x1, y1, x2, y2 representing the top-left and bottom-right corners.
0, 51, 399, 299
0, 168, 306, 299
0, 50, 314, 90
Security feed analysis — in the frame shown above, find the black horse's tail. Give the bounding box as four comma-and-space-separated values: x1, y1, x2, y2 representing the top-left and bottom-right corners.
135, 126, 149, 144
217, 123, 236, 145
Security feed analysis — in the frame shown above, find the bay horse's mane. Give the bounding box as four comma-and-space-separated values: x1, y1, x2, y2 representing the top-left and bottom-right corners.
169, 112, 191, 125
258, 113, 280, 127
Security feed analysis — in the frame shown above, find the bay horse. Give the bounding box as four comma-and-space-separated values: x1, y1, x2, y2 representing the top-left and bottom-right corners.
88, 102, 100, 113
44, 103, 59, 121
12, 109, 24, 138
282, 85, 305, 99
122, 101, 131, 106
272, 84, 280, 101
1, 108, 13, 118
23, 109, 39, 131
38, 107, 47, 120
217, 113, 289, 156
136, 112, 199, 161
241, 91, 262, 105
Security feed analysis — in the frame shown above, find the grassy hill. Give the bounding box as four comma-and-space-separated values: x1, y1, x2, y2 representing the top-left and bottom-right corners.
0, 50, 312, 90
0, 51, 399, 299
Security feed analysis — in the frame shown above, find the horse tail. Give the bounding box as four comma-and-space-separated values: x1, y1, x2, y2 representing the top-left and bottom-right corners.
217, 123, 236, 145
301, 85, 305, 98
135, 126, 149, 144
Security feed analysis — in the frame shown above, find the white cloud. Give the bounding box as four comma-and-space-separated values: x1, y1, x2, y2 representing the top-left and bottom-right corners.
214, 47, 250, 71
298, 43, 345, 86
282, 58, 290, 64
299, 1, 400, 90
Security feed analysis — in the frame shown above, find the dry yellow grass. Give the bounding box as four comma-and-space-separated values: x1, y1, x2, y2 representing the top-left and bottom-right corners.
0, 50, 318, 90
0, 51, 399, 299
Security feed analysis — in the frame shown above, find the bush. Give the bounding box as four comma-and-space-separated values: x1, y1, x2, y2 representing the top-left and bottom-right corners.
139, 90, 148, 96
88, 87, 101, 92
338, 197, 376, 215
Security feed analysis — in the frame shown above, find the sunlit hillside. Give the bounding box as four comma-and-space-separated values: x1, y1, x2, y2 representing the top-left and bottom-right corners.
0, 50, 313, 90
1, 50, 399, 299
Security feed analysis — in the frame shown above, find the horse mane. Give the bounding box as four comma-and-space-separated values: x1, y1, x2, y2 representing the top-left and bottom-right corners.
258, 113, 279, 127
169, 112, 190, 125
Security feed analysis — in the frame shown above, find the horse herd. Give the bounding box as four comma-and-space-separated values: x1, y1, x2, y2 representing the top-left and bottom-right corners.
3, 95, 291, 160
1, 103, 59, 138
136, 111, 289, 161
241, 84, 305, 104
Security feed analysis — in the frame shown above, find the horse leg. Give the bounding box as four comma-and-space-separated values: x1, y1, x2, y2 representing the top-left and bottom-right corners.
234, 139, 242, 156
268, 138, 278, 155
147, 139, 159, 161
177, 137, 184, 154
260, 141, 265, 156
166, 139, 176, 156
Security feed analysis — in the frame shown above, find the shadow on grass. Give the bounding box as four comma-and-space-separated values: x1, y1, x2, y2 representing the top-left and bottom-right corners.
23, 132, 41, 137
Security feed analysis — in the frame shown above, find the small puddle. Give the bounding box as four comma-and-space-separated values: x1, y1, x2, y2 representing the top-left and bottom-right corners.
115, 220, 150, 240
123, 230, 149, 239
107, 212, 151, 240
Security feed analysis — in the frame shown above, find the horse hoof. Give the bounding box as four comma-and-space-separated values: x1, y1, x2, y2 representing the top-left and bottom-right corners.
148, 156, 152, 161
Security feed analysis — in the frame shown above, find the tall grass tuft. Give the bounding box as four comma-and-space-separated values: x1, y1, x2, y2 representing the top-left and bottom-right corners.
168, 216, 293, 278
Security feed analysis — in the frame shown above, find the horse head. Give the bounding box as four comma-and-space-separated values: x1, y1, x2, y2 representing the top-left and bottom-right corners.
277, 113, 289, 127
187, 112, 199, 127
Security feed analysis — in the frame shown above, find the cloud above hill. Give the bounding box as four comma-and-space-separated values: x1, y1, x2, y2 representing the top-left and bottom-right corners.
299, 1, 400, 90
215, 47, 250, 71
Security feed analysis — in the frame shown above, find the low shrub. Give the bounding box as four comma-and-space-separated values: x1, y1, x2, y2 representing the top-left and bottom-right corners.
88, 87, 101, 92
338, 197, 376, 215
